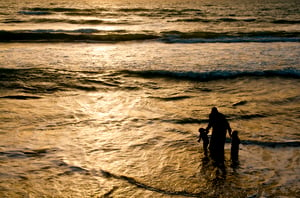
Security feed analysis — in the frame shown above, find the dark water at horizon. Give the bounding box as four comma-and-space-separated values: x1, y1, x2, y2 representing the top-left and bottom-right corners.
0, 0, 299, 43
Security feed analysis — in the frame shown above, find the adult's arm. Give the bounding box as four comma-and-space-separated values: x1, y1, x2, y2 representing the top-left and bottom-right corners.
206, 119, 212, 133
226, 119, 232, 137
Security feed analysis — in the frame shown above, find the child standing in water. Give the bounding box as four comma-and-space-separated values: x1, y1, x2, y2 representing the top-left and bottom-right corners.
197, 128, 209, 156
231, 130, 240, 162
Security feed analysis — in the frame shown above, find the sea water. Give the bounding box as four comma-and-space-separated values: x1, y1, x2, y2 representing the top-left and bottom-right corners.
0, 0, 299, 197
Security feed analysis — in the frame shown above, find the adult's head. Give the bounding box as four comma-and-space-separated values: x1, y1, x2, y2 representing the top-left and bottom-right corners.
211, 107, 219, 115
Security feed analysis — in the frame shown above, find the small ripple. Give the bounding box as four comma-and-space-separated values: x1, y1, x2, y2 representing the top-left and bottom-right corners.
232, 100, 248, 107
0, 148, 57, 159
150, 95, 192, 101
241, 140, 300, 148
163, 118, 208, 124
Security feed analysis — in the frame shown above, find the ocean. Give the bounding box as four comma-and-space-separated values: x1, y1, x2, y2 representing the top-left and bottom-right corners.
0, 0, 299, 197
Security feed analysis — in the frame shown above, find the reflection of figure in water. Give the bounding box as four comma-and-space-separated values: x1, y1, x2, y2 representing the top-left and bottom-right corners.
206, 107, 232, 163
231, 130, 240, 162
197, 128, 209, 156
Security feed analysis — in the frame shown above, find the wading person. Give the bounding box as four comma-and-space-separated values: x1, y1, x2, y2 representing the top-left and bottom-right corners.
231, 130, 240, 162
197, 127, 209, 156
206, 107, 232, 164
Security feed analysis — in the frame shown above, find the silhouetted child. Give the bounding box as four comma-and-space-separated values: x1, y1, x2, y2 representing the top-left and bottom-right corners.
231, 130, 240, 162
198, 128, 209, 156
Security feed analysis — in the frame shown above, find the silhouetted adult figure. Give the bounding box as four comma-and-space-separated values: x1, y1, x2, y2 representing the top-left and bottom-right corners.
206, 107, 232, 163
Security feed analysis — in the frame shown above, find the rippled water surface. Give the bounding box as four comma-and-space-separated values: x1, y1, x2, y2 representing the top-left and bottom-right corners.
1, 42, 299, 197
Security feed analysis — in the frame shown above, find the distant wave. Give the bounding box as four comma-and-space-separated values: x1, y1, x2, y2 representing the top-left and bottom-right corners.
15, 7, 203, 19
173, 18, 300, 24
21, 7, 109, 17
124, 68, 300, 81
0, 68, 140, 94
0, 68, 299, 95
20, 7, 105, 14
0, 30, 158, 43
159, 31, 300, 43
0, 68, 97, 94
18, 11, 52, 15
272, 19, 300, 24
0, 30, 299, 43
21, 7, 187, 14
3, 18, 129, 25
173, 17, 257, 23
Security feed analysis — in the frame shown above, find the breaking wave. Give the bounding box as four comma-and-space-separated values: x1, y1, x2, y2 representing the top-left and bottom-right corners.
0, 30, 299, 43
1, 68, 299, 96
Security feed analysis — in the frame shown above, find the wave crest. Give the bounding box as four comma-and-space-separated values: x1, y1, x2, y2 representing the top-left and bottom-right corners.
1, 68, 298, 95
0, 30, 299, 43
124, 68, 300, 81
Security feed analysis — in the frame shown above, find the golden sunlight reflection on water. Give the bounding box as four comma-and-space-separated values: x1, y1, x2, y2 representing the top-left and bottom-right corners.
1, 75, 299, 197
0, 40, 299, 197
